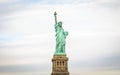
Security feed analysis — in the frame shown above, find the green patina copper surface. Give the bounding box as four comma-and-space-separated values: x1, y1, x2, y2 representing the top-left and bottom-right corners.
54, 12, 68, 55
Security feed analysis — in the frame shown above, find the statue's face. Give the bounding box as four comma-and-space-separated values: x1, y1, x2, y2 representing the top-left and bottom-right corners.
58, 21, 62, 27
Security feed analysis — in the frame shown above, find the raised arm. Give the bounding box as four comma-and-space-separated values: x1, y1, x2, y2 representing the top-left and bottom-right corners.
54, 12, 57, 24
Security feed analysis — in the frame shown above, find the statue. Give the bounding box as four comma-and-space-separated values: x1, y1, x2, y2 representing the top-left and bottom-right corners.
54, 12, 68, 55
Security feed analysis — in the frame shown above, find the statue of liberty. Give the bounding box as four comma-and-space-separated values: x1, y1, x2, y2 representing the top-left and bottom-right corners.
54, 12, 68, 55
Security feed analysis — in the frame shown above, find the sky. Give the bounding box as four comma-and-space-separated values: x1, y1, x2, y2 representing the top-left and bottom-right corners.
0, 0, 120, 75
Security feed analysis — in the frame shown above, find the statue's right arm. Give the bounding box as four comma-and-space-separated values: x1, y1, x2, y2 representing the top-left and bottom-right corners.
54, 24, 57, 28
54, 12, 58, 31
54, 12, 57, 25
54, 14, 57, 27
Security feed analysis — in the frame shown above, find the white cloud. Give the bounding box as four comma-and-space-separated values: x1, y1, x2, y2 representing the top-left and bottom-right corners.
0, 0, 15, 3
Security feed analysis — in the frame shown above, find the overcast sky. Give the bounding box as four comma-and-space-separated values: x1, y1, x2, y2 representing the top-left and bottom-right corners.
0, 0, 120, 75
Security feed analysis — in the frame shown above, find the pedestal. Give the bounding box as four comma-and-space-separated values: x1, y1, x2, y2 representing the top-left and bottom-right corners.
51, 55, 69, 75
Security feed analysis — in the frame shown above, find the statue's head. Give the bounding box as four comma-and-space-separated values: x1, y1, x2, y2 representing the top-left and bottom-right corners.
58, 21, 62, 27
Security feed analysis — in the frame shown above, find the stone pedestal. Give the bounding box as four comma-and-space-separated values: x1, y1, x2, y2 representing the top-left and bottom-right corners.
51, 55, 69, 75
